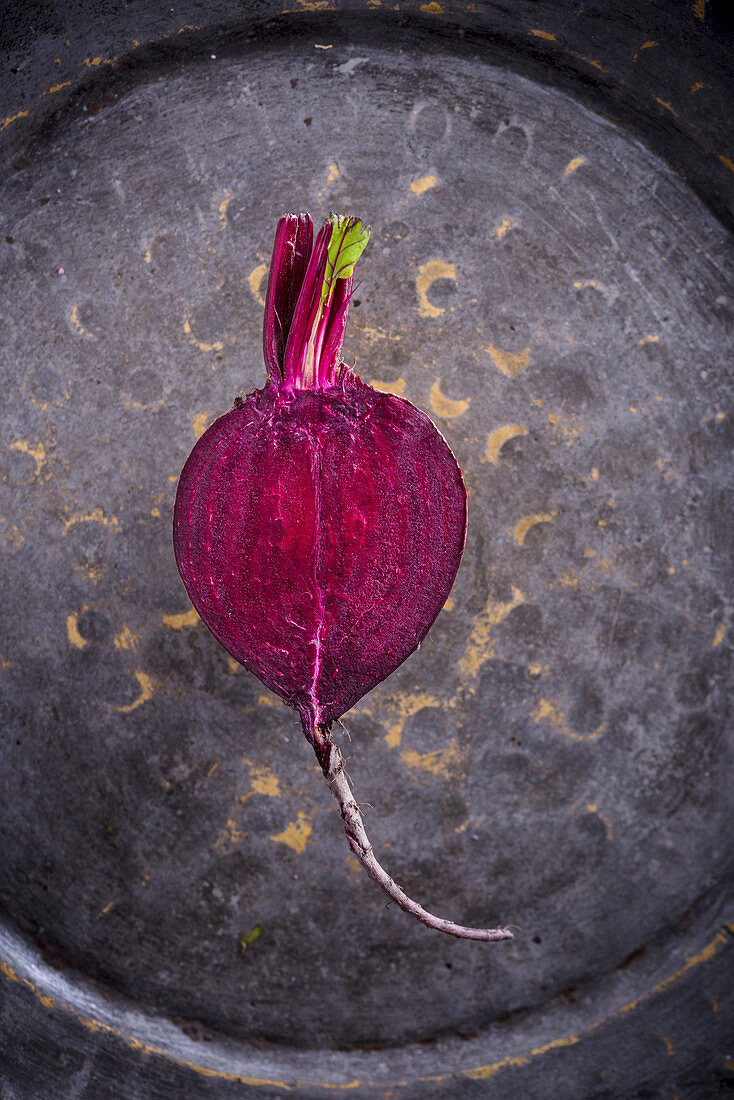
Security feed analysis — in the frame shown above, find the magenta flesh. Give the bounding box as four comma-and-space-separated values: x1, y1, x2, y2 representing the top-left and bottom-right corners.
173, 214, 513, 942
174, 383, 466, 729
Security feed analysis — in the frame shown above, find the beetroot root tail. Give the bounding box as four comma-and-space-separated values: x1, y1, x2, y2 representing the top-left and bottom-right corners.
308, 722, 514, 943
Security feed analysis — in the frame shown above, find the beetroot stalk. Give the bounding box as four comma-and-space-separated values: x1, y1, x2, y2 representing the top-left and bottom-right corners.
173, 212, 513, 943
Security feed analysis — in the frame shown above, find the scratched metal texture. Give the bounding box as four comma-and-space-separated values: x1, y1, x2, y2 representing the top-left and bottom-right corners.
1, 2, 733, 1098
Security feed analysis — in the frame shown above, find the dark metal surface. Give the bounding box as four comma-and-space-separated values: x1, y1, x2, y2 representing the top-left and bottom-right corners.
1, 2, 733, 1097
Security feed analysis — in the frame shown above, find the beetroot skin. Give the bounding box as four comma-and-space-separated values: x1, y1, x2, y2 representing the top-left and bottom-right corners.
173, 213, 512, 942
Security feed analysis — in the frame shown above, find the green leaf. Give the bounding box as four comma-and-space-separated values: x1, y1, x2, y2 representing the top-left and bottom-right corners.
321, 213, 370, 303
239, 924, 263, 952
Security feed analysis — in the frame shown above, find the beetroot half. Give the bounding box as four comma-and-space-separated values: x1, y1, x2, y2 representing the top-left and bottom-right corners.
174, 213, 512, 942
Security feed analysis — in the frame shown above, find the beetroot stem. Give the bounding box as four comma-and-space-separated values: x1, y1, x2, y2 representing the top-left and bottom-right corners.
309, 723, 514, 943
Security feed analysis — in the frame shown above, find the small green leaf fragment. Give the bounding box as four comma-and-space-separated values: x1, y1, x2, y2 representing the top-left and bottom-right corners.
239, 924, 263, 952
321, 214, 370, 303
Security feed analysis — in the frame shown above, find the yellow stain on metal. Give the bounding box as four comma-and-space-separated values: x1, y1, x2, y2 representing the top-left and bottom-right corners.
243, 762, 281, 799
369, 377, 407, 396
0, 520, 25, 551
1, 960, 19, 983
690, 81, 710, 93
183, 314, 224, 354
317, 163, 342, 198
63, 507, 118, 531
638, 333, 659, 345
0, 109, 30, 133
563, 156, 587, 177
214, 818, 247, 852
72, 562, 102, 584
192, 411, 211, 440
486, 343, 530, 378
292, 0, 336, 10
218, 189, 231, 231
573, 278, 608, 294
570, 53, 609, 73
316, 1082, 362, 1092
719, 155, 734, 174
401, 738, 463, 778
410, 173, 439, 195
113, 627, 141, 652
47, 80, 73, 94
548, 410, 585, 443
416, 260, 456, 318
458, 588, 524, 681
161, 608, 200, 630
248, 262, 268, 307
712, 618, 729, 649
584, 803, 614, 840
693, 0, 707, 19
464, 1033, 582, 1080
382, 692, 443, 748
109, 669, 155, 714
557, 573, 579, 588
83, 56, 118, 68
69, 304, 98, 341
660, 1033, 675, 1057
9, 439, 47, 479
123, 391, 167, 413
491, 216, 519, 240
344, 854, 362, 879
257, 691, 281, 707
420, 1, 444, 12
270, 812, 313, 853
484, 424, 528, 465
528, 28, 556, 40
66, 612, 88, 650
429, 379, 470, 418
632, 40, 658, 61
0, 956, 54, 1008
532, 698, 605, 742
514, 512, 556, 547
654, 97, 679, 117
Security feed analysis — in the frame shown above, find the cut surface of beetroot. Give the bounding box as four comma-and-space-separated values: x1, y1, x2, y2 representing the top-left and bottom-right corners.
173, 213, 512, 942
174, 381, 466, 727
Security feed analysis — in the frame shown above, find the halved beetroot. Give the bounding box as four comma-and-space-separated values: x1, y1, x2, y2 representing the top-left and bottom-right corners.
173, 214, 512, 942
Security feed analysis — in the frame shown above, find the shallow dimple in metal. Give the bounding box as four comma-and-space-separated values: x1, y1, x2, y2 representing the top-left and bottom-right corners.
0, 10, 733, 1099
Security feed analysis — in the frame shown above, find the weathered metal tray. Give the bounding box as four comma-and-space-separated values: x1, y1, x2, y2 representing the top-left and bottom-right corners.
1, 2, 733, 1096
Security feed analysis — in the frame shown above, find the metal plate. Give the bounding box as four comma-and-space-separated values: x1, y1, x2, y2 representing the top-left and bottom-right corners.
1, 3, 733, 1097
